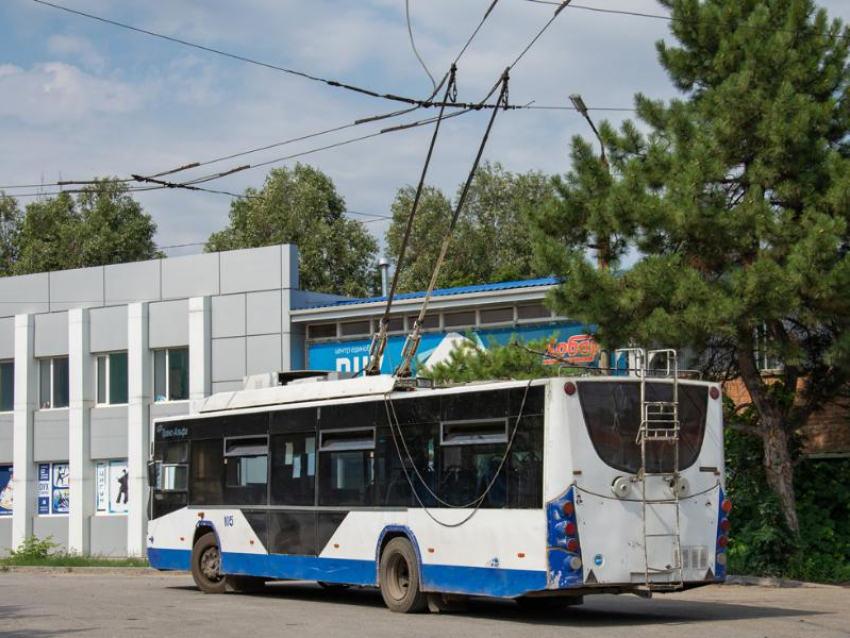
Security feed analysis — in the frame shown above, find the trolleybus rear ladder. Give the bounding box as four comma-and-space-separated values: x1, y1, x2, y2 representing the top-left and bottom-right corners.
628, 348, 685, 591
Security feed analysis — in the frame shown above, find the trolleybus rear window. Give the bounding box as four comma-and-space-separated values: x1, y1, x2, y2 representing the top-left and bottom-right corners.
577, 382, 708, 474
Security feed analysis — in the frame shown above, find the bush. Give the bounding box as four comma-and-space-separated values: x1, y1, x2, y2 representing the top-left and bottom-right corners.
725, 427, 850, 583
10, 535, 58, 560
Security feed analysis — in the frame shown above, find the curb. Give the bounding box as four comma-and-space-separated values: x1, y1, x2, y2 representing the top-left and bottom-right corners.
0, 565, 181, 576
725, 574, 837, 589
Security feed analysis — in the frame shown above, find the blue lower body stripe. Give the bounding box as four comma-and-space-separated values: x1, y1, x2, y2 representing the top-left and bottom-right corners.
148, 548, 548, 598
148, 548, 192, 572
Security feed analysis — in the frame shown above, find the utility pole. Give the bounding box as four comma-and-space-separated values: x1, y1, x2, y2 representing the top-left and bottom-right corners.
570, 93, 610, 372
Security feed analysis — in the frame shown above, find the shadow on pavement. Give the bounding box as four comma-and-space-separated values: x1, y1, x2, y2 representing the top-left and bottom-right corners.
0, 605, 95, 637
165, 581, 826, 627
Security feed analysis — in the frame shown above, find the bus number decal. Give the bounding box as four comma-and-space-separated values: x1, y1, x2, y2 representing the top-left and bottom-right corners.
223, 515, 234, 527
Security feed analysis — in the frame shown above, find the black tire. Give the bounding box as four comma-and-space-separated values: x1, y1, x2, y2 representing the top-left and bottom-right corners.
379, 537, 428, 613
226, 575, 267, 593
191, 533, 226, 594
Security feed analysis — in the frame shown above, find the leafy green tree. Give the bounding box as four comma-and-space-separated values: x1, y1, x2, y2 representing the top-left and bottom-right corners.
427, 338, 571, 384
532, 0, 850, 533
206, 164, 378, 296
11, 180, 159, 275
385, 162, 555, 292
0, 193, 21, 276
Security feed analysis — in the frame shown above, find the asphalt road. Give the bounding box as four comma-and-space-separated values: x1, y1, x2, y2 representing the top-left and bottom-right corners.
0, 570, 847, 638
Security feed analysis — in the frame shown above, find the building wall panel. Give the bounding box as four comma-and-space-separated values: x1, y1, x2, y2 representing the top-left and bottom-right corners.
0, 317, 14, 359
247, 290, 281, 336
90, 406, 128, 460
220, 245, 282, 294
212, 294, 246, 339
90, 515, 128, 557
34, 312, 69, 357
149, 300, 189, 348
33, 411, 70, 462
0, 414, 12, 463
50, 266, 104, 312
212, 337, 246, 382
0, 518, 12, 556
162, 253, 220, 300
90, 305, 128, 353
104, 260, 161, 305
247, 334, 281, 376
33, 516, 68, 550
0, 273, 49, 318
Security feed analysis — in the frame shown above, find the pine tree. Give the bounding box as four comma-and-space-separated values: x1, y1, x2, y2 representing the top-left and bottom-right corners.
532, 0, 850, 532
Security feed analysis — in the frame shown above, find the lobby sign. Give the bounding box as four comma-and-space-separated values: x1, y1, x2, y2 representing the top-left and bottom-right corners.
308, 322, 599, 375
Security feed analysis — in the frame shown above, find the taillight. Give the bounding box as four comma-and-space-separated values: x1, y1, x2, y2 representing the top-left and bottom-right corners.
566, 538, 579, 552
565, 521, 577, 536
562, 501, 574, 517
564, 381, 577, 396
722, 499, 732, 513
718, 535, 729, 548
710, 386, 720, 400
720, 518, 731, 533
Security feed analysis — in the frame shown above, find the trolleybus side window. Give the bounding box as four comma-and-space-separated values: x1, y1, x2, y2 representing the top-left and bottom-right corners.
578, 381, 708, 474
190, 438, 224, 505
223, 435, 269, 506
270, 432, 316, 506
318, 428, 376, 506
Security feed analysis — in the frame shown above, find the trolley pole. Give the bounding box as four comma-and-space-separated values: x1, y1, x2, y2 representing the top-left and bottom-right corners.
570, 93, 610, 372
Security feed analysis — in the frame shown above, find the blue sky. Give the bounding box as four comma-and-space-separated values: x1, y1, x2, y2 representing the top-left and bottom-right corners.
1, 0, 848, 256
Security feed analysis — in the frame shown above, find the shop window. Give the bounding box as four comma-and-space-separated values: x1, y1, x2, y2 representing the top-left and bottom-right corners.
37, 462, 69, 515
96, 459, 129, 515
517, 304, 551, 320
96, 352, 128, 405
308, 323, 337, 339
387, 317, 404, 332
0, 465, 12, 516
153, 348, 189, 402
443, 311, 476, 328
418, 315, 439, 330
340, 320, 371, 337
0, 361, 13, 412
39, 357, 69, 409
480, 307, 514, 325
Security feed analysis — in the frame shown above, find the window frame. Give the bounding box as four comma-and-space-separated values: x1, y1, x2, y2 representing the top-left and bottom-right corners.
319, 427, 376, 452
95, 351, 129, 407
153, 347, 190, 403
0, 360, 13, 413
440, 418, 509, 446
38, 357, 69, 411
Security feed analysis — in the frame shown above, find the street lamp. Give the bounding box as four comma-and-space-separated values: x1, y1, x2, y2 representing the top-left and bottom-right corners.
570, 93, 611, 371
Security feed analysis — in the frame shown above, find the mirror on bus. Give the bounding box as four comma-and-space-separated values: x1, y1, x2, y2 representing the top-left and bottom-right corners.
147, 461, 161, 489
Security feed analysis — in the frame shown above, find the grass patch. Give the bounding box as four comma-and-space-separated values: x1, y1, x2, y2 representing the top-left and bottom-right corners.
1, 535, 148, 568
0, 554, 148, 568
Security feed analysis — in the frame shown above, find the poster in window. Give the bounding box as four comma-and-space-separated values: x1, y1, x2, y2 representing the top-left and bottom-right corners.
38, 463, 50, 515
52, 462, 70, 515
109, 460, 129, 514
96, 463, 108, 513
0, 466, 12, 516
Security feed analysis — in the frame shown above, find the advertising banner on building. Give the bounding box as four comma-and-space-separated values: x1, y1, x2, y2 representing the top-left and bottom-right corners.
97, 460, 129, 515
307, 322, 600, 375
0, 465, 12, 516
38, 462, 70, 515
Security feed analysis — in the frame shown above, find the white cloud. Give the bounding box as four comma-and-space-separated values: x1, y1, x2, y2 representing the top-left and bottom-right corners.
47, 34, 105, 72
0, 62, 147, 124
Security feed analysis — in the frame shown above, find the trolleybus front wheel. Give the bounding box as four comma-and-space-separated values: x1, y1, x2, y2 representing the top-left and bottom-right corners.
379, 537, 428, 613
191, 533, 226, 594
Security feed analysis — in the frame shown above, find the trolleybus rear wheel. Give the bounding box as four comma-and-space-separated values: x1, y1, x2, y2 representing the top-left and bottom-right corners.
379, 537, 428, 613
191, 533, 227, 594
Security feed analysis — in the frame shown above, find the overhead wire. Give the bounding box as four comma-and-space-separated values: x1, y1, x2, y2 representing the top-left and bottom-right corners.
405, 0, 437, 91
